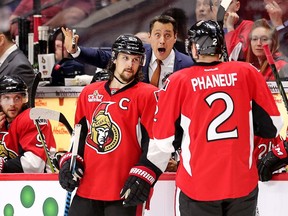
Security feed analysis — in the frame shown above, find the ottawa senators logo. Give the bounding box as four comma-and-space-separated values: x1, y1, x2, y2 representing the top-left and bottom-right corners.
0, 132, 17, 160
86, 102, 121, 154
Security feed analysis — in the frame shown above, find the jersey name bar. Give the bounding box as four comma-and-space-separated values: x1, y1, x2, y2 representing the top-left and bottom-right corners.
191, 73, 237, 91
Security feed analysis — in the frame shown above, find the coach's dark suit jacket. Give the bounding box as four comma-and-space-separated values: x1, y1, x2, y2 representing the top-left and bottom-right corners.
0, 48, 35, 92
76, 44, 194, 83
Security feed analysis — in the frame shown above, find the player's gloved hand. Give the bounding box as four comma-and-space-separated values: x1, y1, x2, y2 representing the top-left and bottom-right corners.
52, 151, 67, 171
120, 166, 156, 207
258, 140, 288, 181
0, 157, 5, 173
58, 152, 84, 192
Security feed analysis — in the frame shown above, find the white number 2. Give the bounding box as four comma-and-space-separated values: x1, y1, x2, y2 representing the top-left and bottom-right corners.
205, 92, 238, 141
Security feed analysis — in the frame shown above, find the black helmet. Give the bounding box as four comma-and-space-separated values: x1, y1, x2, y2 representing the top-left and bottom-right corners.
0, 75, 28, 95
186, 20, 224, 56
91, 69, 110, 83
112, 34, 146, 65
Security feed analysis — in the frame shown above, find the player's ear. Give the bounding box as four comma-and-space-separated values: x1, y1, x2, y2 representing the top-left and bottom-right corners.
0, 34, 5, 46
191, 44, 199, 60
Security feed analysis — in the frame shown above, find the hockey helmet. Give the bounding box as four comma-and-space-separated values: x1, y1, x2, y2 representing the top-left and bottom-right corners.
112, 34, 146, 65
186, 20, 224, 56
0, 75, 28, 96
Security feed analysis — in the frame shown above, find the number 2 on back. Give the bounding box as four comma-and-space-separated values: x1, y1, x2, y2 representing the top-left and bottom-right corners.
205, 92, 238, 141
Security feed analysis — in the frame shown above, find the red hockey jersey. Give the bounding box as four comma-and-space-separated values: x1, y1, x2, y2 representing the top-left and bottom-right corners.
75, 81, 157, 200
0, 108, 56, 173
148, 61, 283, 201
225, 19, 254, 61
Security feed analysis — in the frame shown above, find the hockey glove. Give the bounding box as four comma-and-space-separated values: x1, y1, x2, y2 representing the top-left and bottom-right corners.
52, 151, 67, 171
58, 152, 84, 192
258, 140, 288, 181
120, 166, 156, 207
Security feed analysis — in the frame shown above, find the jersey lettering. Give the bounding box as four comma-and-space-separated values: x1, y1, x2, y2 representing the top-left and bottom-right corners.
257, 141, 274, 159
205, 92, 238, 141
274, 146, 284, 156
191, 73, 237, 91
119, 98, 130, 110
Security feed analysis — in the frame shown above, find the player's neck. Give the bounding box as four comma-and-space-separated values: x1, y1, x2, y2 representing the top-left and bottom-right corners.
197, 55, 220, 63
110, 77, 133, 89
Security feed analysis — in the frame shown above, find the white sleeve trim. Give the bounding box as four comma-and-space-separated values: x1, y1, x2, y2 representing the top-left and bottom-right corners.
272, 116, 284, 136
20, 151, 45, 173
147, 137, 175, 172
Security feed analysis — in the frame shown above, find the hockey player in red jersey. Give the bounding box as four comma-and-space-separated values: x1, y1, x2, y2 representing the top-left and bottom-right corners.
121, 20, 284, 216
58, 34, 161, 216
0, 75, 56, 173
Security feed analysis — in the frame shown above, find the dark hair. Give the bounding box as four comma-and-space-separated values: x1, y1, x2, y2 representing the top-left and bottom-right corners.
2, 30, 13, 42
149, 15, 178, 35
161, 7, 187, 41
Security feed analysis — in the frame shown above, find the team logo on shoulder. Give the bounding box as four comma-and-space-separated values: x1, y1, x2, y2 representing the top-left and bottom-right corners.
86, 102, 121, 154
0, 132, 17, 160
88, 90, 103, 102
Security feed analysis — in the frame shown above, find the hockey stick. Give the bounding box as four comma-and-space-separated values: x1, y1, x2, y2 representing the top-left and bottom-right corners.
30, 108, 73, 173
263, 44, 288, 111
216, 0, 232, 62
30, 107, 73, 135
33, 118, 57, 173
64, 124, 82, 216
28, 72, 58, 173
28, 70, 42, 108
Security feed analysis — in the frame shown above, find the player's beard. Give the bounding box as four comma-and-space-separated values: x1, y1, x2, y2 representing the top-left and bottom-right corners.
3, 106, 20, 123
119, 68, 135, 83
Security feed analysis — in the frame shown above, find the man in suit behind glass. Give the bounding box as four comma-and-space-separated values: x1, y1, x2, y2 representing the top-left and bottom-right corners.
62, 14, 194, 89
0, 6, 35, 94
0, 31, 35, 92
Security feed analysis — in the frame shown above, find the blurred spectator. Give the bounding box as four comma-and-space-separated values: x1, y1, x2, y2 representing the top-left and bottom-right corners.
9, 0, 95, 37
134, 31, 150, 44
263, 0, 288, 57
49, 27, 84, 86
224, 0, 254, 61
195, 0, 218, 21
162, 7, 188, 54
49, 27, 69, 62
246, 18, 288, 81
0, 6, 12, 32
45, 0, 94, 28
1, 0, 20, 11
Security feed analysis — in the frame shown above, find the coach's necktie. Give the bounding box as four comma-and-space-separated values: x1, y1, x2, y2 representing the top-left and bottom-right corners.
150, 59, 162, 87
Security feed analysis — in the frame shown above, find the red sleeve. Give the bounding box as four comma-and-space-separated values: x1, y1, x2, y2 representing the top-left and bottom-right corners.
225, 20, 253, 56
15, 109, 56, 161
